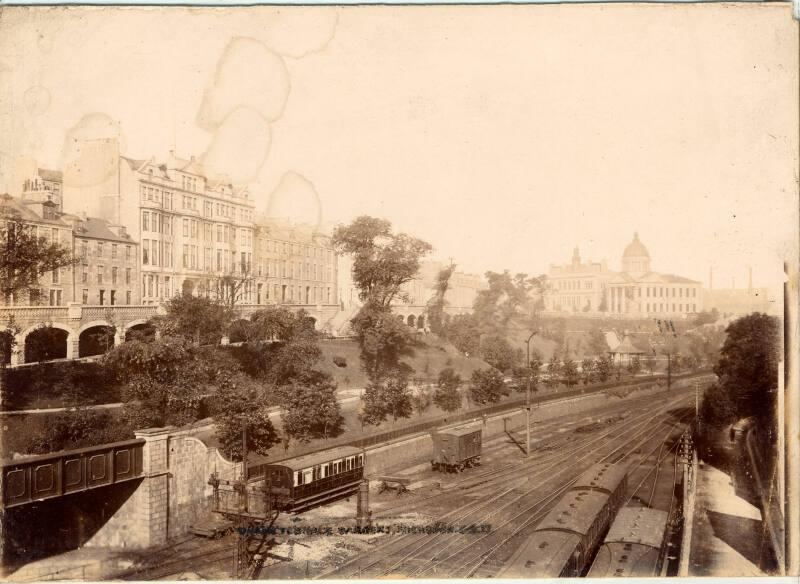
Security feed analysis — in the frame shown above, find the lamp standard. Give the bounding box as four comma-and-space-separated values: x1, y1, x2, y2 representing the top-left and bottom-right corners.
524, 331, 537, 457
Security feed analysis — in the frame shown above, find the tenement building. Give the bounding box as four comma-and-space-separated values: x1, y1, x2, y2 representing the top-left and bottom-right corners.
62, 139, 256, 305
545, 233, 703, 318
252, 217, 338, 306
1, 192, 140, 307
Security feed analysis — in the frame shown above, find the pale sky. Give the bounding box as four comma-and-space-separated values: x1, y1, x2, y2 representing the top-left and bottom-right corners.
0, 5, 797, 289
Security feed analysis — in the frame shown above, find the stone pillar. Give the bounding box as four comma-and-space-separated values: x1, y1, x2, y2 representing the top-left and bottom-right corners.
11, 334, 23, 365
66, 333, 79, 359
133, 426, 175, 547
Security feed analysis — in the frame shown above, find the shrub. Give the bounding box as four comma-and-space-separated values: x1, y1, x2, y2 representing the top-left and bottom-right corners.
333, 355, 347, 368
19, 409, 134, 455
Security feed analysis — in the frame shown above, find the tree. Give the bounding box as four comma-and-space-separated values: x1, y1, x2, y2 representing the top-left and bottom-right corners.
580, 358, 595, 385
333, 217, 432, 383
480, 335, 521, 373
693, 308, 720, 327
643, 353, 657, 375
105, 337, 211, 428
434, 368, 462, 412
332, 216, 433, 308
214, 371, 279, 461
426, 262, 456, 337
410, 384, 433, 417
587, 328, 609, 357
153, 293, 231, 346
469, 367, 508, 404
546, 354, 562, 386
350, 302, 415, 383
20, 407, 133, 455
358, 372, 413, 425
444, 313, 480, 356
714, 313, 780, 424
562, 357, 579, 386
0, 210, 77, 300
472, 271, 547, 337
280, 371, 344, 443
200, 267, 256, 311
698, 382, 737, 429
595, 354, 613, 383
627, 355, 642, 376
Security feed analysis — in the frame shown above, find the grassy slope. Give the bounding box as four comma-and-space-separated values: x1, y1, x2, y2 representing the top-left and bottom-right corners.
317, 335, 490, 389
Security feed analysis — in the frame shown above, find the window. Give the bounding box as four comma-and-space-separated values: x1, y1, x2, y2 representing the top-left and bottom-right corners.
97, 266, 104, 285
99, 289, 105, 305
142, 240, 149, 264
82, 289, 88, 304
110, 266, 117, 285
143, 211, 150, 231
126, 245, 132, 260
82, 266, 88, 284
97, 242, 104, 257
125, 268, 131, 285
111, 244, 118, 259
183, 245, 189, 268
51, 268, 59, 284
110, 290, 116, 306
49, 289, 62, 306
126, 290, 131, 304
183, 219, 189, 237
80, 240, 88, 259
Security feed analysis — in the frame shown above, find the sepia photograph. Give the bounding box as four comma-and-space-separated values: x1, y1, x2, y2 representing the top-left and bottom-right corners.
0, 3, 797, 581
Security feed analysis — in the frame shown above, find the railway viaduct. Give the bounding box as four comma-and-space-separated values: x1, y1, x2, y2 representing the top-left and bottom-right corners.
0, 303, 340, 366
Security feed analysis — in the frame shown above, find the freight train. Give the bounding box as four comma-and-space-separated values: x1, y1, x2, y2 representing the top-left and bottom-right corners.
498, 463, 628, 578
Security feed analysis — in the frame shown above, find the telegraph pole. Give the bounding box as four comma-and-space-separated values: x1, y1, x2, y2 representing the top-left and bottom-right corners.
525, 331, 537, 457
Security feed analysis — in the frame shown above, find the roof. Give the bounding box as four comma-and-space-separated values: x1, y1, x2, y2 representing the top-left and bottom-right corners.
0, 194, 69, 227
573, 462, 628, 494
120, 156, 147, 171
611, 271, 701, 285
271, 446, 363, 471
623, 232, 650, 259
498, 531, 580, 578
37, 168, 63, 182
610, 335, 645, 355
604, 507, 668, 548
536, 490, 609, 535
75, 217, 135, 243
436, 425, 482, 437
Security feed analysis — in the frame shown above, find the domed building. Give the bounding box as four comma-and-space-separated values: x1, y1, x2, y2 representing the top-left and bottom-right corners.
545, 233, 703, 318
621, 232, 650, 276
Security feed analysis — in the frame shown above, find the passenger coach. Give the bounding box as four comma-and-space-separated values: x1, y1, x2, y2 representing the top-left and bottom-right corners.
587, 506, 669, 577
248, 446, 365, 513
498, 463, 628, 578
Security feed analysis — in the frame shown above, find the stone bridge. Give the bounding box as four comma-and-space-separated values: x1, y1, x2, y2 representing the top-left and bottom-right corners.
390, 304, 472, 330
0, 303, 340, 366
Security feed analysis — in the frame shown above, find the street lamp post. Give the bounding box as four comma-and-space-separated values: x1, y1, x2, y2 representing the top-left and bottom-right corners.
525, 331, 537, 457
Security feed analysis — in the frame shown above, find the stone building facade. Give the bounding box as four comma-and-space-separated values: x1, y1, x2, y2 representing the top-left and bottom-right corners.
545, 233, 703, 318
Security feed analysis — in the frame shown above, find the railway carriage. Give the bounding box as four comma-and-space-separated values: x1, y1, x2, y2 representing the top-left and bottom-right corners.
430, 425, 482, 472
498, 463, 627, 578
587, 506, 669, 578
247, 446, 365, 513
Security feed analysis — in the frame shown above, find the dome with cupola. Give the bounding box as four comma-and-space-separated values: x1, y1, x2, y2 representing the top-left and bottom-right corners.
622, 232, 651, 274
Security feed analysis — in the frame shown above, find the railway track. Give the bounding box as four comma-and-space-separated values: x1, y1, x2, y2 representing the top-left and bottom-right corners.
370, 389, 689, 519
417, 408, 693, 579
322, 390, 694, 579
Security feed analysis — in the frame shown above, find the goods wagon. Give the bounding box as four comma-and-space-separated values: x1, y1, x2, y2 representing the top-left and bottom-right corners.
247, 446, 365, 513
430, 425, 482, 472
498, 463, 628, 578
587, 506, 669, 578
